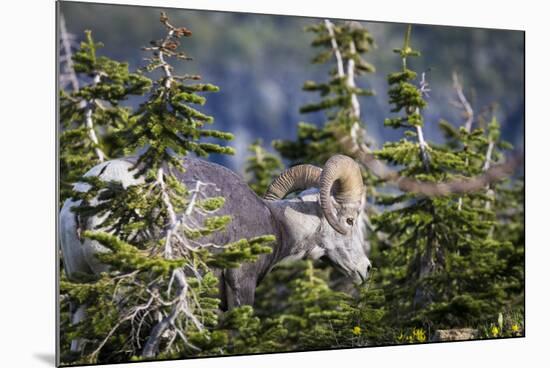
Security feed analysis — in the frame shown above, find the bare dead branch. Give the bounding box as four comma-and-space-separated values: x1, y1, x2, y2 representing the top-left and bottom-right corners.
483, 140, 495, 172
416, 72, 432, 171
142, 269, 204, 357
324, 20, 345, 78
452, 72, 474, 132
82, 73, 106, 162
346, 38, 361, 119
59, 14, 80, 92
452, 71, 475, 210
336, 130, 522, 196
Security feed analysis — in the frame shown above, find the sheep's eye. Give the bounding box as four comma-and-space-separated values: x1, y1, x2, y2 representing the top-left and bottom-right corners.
346, 218, 354, 226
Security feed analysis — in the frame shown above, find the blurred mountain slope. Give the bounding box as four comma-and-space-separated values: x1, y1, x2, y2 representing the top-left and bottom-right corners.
60, 2, 524, 172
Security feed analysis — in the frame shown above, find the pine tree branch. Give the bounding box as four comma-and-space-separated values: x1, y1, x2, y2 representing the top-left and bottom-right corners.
254, 144, 264, 165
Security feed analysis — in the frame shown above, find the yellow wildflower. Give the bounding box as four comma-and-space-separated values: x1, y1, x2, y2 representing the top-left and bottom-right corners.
352, 326, 362, 336
397, 332, 405, 342
491, 326, 499, 337
412, 328, 427, 342
511, 324, 520, 333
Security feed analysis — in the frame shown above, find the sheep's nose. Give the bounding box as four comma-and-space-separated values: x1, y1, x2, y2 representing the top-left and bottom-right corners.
356, 262, 372, 284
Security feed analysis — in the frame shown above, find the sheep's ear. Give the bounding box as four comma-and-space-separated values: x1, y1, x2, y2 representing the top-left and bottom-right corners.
98, 162, 110, 177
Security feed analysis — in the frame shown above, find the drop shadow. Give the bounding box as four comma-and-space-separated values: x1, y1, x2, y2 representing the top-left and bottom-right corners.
34, 353, 56, 366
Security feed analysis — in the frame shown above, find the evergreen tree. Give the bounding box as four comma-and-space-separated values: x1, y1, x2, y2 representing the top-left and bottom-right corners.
254, 260, 388, 350
245, 139, 283, 196
218, 305, 288, 354
59, 30, 151, 202
60, 13, 273, 364
273, 20, 375, 166
493, 176, 524, 306
370, 25, 521, 334
277, 260, 356, 349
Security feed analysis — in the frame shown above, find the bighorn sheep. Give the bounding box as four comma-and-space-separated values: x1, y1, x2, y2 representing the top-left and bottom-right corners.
60, 154, 371, 311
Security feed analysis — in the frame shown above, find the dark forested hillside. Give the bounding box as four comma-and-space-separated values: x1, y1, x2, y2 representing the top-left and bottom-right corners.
60, 2, 524, 173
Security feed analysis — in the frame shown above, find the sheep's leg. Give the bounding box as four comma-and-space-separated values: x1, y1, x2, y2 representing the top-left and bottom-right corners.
70, 304, 87, 352
224, 269, 257, 309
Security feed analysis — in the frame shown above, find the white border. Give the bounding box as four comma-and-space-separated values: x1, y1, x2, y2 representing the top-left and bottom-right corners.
1, 1, 547, 367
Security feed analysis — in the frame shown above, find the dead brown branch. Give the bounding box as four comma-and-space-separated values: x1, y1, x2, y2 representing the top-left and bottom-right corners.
336, 130, 522, 196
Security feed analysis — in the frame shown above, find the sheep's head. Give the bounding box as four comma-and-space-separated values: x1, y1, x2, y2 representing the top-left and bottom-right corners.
264, 154, 371, 284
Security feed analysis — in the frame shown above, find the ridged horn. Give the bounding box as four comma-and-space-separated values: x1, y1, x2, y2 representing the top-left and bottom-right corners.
319, 154, 364, 234
264, 164, 322, 200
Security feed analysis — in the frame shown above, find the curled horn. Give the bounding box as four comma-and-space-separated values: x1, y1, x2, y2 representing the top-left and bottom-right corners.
264, 164, 322, 200
319, 155, 364, 235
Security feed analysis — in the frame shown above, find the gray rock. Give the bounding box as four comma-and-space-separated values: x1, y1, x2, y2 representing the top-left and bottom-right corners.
432, 328, 479, 342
